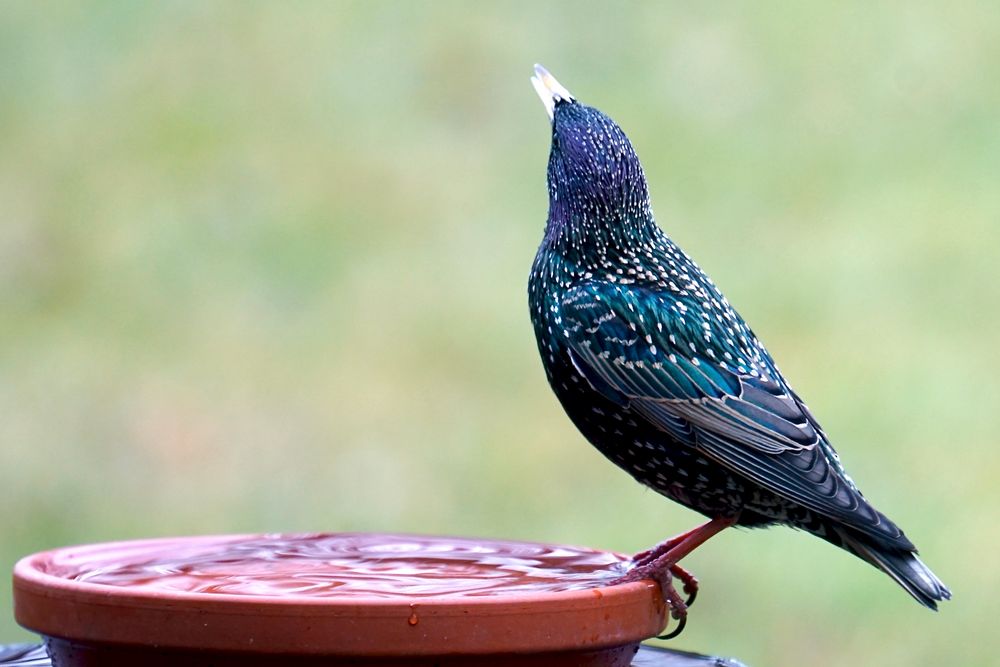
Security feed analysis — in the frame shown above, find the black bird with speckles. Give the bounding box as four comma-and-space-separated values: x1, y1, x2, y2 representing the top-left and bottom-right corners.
527, 65, 950, 613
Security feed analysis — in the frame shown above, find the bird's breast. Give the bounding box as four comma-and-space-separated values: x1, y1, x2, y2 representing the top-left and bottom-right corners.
527, 247, 750, 519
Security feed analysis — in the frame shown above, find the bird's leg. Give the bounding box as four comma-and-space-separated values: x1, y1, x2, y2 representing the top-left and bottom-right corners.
615, 516, 736, 624
632, 525, 702, 566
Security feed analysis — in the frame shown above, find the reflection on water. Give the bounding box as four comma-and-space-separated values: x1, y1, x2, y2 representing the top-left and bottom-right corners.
46, 533, 631, 598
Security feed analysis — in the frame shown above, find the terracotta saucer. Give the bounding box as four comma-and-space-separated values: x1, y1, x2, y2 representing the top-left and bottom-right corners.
13, 533, 669, 666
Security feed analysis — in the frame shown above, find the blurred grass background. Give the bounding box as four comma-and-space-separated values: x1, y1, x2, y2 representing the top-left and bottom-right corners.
2, 2, 998, 665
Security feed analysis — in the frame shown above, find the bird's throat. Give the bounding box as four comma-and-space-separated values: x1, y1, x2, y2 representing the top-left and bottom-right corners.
543, 201, 659, 261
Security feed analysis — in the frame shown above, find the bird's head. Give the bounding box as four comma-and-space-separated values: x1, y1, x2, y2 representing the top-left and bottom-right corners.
531, 65, 650, 233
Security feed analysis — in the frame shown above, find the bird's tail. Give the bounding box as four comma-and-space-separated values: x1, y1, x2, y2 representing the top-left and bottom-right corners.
829, 525, 951, 610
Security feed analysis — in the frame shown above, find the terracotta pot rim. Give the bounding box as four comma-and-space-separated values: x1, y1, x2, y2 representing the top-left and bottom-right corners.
15, 555, 656, 611
13, 533, 670, 657
14, 533, 652, 609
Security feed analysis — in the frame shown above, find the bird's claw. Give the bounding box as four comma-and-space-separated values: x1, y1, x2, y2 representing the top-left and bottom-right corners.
657, 613, 687, 640
669, 562, 699, 607
650, 567, 691, 640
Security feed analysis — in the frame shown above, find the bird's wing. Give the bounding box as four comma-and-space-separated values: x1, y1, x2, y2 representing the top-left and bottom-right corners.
559, 282, 910, 547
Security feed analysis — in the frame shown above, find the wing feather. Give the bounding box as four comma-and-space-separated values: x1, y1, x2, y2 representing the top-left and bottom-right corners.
560, 282, 911, 548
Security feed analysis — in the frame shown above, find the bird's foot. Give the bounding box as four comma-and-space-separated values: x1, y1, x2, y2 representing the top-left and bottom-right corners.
615, 560, 689, 618
612, 517, 737, 639
631, 532, 701, 606
613, 560, 690, 639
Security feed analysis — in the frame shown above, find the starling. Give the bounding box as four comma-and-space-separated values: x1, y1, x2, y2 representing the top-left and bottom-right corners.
527, 65, 950, 619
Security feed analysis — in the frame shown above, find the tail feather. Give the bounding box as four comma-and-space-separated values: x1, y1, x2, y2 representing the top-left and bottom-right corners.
833, 526, 951, 610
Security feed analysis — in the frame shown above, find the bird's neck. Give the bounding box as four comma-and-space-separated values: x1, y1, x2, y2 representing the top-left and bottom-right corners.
543, 193, 659, 262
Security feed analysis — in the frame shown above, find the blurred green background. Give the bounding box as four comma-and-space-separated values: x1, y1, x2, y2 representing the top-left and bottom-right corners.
2, 2, 998, 665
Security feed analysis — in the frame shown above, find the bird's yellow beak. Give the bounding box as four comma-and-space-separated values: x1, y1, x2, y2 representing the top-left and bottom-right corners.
531, 64, 574, 121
